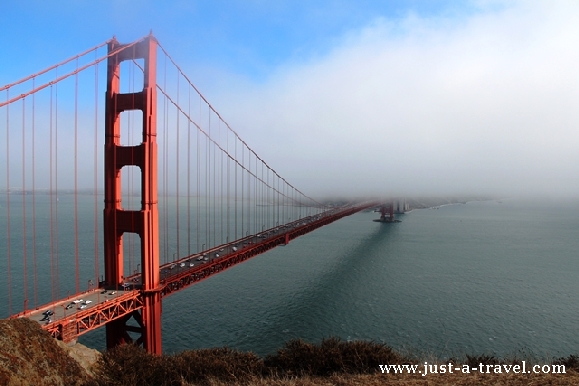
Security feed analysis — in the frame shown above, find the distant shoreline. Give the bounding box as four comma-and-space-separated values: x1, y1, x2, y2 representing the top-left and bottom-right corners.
404, 196, 495, 211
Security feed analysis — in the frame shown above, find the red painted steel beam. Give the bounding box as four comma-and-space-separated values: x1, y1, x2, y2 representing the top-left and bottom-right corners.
157, 202, 378, 297
39, 291, 143, 342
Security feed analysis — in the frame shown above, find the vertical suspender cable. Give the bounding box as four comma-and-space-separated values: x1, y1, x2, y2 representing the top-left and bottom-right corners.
49, 85, 55, 302
54, 70, 60, 299
254, 155, 257, 234
234, 135, 238, 240
262, 162, 265, 231
163, 55, 169, 264
21, 98, 28, 312
212, 109, 216, 247
196, 96, 200, 253
187, 83, 191, 256
241, 145, 244, 239
74, 58, 79, 294
94, 54, 100, 286
176, 74, 180, 259
5, 90, 12, 316
267, 168, 270, 229
248, 150, 252, 235
227, 124, 230, 244
220, 120, 223, 245
32, 78, 38, 309
206, 107, 209, 249
257, 155, 259, 231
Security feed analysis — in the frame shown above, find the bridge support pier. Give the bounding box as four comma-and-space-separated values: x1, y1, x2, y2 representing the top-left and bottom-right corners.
104, 35, 162, 354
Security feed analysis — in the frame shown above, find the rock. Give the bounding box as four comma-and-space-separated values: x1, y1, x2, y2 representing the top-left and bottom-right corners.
56, 340, 101, 378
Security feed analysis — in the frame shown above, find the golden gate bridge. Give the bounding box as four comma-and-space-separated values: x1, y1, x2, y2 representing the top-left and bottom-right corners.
0, 34, 389, 354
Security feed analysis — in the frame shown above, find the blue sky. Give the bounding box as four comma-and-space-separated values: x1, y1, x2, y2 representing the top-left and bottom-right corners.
2, 1, 579, 197
2, 1, 480, 83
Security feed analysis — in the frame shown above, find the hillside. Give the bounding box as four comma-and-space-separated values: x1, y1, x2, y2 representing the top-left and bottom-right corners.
0, 318, 97, 386
2, 318, 579, 386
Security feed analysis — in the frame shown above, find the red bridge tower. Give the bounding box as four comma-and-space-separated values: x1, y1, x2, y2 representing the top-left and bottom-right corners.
103, 35, 162, 354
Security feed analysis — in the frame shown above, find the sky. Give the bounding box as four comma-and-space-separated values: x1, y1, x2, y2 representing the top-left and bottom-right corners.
1, 0, 578, 199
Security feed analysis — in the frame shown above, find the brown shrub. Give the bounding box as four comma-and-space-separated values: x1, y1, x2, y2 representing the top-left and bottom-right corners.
93, 344, 265, 386
172, 347, 265, 384
554, 355, 579, 372
264, 337, 411, 377
93, 344, 176, 386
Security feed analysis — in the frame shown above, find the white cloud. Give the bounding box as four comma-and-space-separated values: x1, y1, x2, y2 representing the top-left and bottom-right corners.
209, 0, 579, 198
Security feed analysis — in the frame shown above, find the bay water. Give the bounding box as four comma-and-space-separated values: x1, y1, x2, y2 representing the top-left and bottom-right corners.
2, 196, 579, 359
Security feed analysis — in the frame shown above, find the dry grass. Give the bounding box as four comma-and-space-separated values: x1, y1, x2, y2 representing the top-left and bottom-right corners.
91, 338, 579, 386
263, 337, 409, 377
4, 317, 575, 385
0, 318, 96, 386
200, 371, 579, 386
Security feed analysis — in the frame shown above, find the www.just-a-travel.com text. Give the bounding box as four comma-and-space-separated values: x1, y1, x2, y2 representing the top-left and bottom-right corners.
379, 362, 566, 376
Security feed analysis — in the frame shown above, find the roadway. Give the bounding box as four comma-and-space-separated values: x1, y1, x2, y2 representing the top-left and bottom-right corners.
22, 210, 330, 326
15, 202, 377, 339
24, 288, 134, 325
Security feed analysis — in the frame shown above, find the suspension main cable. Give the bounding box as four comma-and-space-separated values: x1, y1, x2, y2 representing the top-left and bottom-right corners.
155, 41, 327, 209
0, 38, 146, 109
0, 40, 111, 93
131, 53, 320, 210
155, 83, 305, 206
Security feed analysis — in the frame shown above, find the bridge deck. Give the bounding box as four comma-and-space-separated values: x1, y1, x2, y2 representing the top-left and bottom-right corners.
12, 203, 376, 342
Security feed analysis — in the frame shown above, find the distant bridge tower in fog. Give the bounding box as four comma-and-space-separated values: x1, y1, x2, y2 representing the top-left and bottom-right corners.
393, 198, 409, 214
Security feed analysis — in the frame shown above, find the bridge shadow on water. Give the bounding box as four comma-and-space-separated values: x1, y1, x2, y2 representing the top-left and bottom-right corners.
244, 214, 402, 352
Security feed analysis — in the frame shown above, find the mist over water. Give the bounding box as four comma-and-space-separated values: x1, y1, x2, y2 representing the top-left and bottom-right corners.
69, 197, 579, 359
